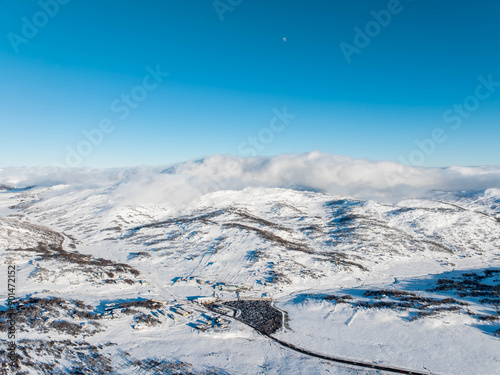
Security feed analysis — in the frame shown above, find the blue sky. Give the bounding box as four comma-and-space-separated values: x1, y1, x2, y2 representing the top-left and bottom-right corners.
1, 0, 499, 167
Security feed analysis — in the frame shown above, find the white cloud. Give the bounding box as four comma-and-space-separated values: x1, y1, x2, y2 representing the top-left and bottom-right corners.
1, 152, 500, 205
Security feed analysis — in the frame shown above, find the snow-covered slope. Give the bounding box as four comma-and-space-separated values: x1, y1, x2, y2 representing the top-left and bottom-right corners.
0, 168, 499, 374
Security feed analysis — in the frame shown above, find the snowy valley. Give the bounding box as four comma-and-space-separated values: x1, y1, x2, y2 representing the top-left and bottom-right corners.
0, 168, 499, 374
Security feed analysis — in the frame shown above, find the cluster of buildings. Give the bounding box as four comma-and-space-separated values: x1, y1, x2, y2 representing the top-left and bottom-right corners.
171, 305, 193, 317
91, 274, 281, 334
101, 300, 166, 321
175, 276, 252, 294
195, 314, 231, 332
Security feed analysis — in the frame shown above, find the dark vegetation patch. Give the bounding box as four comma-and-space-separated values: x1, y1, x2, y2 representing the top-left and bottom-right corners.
127, 207, 293, 237
224, 222, 367, 272
0, 339, 114, 374
422, 269, 500, 327
122, 206, 366, 278
133, 313, 161, 327
297, 290, 470, 321
102, 226, 122, 232
1, 218, 65, 250
11, 242, 140, 284
223, 223, 312, 253
109, 299, 165, 325
323, 200, 454, 254
120, 355, 231, 375
323, 294, 353, 303
267, 270, 291, 285
131, 359, 195, 374
232, 208, 294, 233
121, 308, 141, 315
247, 249, 265, 262
273, 202, 306, 215
390, 207, 457, 215
428, 270, 500, 299
325, 199, 360, 207
316, 251, 368, 271
117, 299, 163, 310
293, 270, 500, 337
124, 210, 226, 237
298, 225, 323, 235
17, 244, 140, 275
0, 297, 102, 337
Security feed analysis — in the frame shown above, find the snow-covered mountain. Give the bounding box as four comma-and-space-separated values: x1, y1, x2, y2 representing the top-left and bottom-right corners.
0, 162, 499, 374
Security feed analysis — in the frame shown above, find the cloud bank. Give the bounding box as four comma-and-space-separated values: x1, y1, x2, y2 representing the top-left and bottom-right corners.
1, 152, 500, 204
